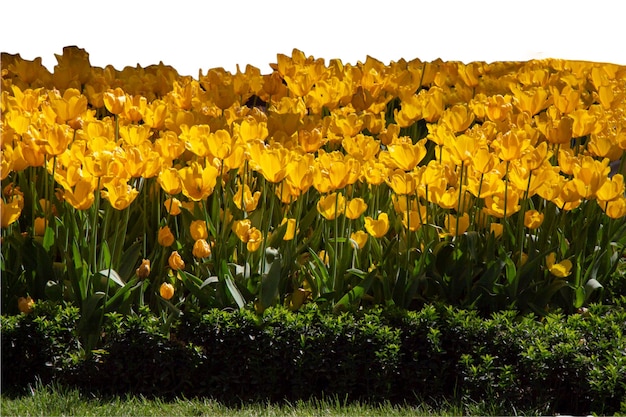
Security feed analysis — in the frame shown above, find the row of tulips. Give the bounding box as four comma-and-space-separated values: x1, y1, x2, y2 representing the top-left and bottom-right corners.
1, 47, 625, 347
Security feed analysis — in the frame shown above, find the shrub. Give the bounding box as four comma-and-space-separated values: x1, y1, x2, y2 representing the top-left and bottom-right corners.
0, 302, 80, 394
1, 303, 624, 414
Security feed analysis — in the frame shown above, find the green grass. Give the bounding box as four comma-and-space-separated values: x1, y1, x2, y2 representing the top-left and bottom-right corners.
1, 382, 537, 417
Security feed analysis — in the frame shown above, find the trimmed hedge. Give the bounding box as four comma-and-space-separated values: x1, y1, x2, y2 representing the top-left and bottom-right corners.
2, 303, 625, 414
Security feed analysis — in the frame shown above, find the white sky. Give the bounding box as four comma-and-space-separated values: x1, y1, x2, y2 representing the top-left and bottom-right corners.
2, 0, 626, 77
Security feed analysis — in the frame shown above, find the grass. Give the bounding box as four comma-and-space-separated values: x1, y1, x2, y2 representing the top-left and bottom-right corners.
1, 382, 536, 417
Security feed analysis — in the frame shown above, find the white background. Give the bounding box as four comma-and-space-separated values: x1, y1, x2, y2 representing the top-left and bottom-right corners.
2, 0, 626, 77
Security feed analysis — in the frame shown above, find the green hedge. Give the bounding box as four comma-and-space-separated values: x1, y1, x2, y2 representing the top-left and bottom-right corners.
2, 303, 625, 414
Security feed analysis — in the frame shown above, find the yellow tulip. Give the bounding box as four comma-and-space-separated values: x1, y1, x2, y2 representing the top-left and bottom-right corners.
550, 85, 580, 114
168, 251, 185, 271
286, 153, 315, 193
510, 85, 549, 116
253, 144, 290, 184
546, 253, 573, 278
350, 230, 369, 249
364, 213, 390, 238
192, 239, 212, 258
402, 207, 427, 232
596, 174, 624, 202
524, 210, 544, 229
178, 162, 219, 201
34, 217, 47, 236
490, 223, 504, 238
158, 226, 175, 247
601, 196, 626, 219
189, 220, 208, 241
233, 184, 261, 212
445, 213, 470, 237
18, 296, 35, 314
440, 104, 475, 133
317, 192, 346, 220
571, 156, 610, 199
384, 138, 427, 171
103, 87, 127, 115
158, 168, 183, 195
386, 169, 416, 195
164, 198, 182, 216
179, 124, 211, 158
1, 194, 24, 228
38, 123, 74, 156
135, 259, 151, 279
63, 178, 95, 210
207, 129, 234, 160
281, 218, 297, 241
342, 134, 380, 161
483, 189, 521, 218
345, 198, 368, 220
119, 124, 151, 147
101, 178, 139, 210
246, 228, 263, 252
159, 282, 175, 300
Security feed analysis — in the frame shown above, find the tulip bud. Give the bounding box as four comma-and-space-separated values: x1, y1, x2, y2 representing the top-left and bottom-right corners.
158, 226, 175, 247
34, 217, 47, 236
192, 239, 212, 258
18, 296, 34, 314
159, 282, 175, 300
189, 220, 208, 241
168, 251, 185, 271
136, 259, 151, 279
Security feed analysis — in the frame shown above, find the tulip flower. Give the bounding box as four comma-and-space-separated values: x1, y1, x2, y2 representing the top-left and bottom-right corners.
101, 178, 139, 210
524, 210, 544, 229
103, 87, 127, 115
158, 226, 175, 247
1, 194, 24, 228
386, 169, 417, 195
350, 230, 369, 249
18, 296, 34, 314
164, 198, 182, 216
317, 192, 346, 220
601, 196, 626, 219
178, 162, 219, 201
135, 259, 151, 279
168, 251, 185, 271
189, 220, 208, 241
546, 253, 573, 278
281, 218, 297, 241
192, 239, 212, 258
233, 184, 261, 212
364, 213, 390, 238
345, 198, 368, 220
63, 178, 95, 210
384, 138, 427, 171
159, 282, 175, 300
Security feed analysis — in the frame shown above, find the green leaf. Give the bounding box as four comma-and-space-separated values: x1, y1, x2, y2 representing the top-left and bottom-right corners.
200, 276, 219, 289
574, 286, 585, 309
334, 268, 376, 312
42, 226, 55, 251
259, 255, 282, 310
222, 260, 245, 309
118, 241, 143, 281
584, 278, 603, 302
98, 269, 125, 287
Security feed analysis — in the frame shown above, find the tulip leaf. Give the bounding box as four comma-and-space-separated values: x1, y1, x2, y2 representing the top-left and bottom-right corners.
98, 268, 125, 287
118, 241, 143, 281
42, 226, 55, 251
200, 276, 219, 289
334, 268, 375, 312
584, 278, 603, 302
259, 255, 282, 310
223, 260, 246, 309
